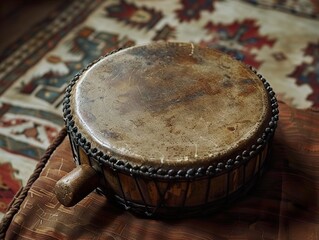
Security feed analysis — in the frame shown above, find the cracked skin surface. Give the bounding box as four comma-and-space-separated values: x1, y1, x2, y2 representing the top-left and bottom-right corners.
71, 42, 271, 168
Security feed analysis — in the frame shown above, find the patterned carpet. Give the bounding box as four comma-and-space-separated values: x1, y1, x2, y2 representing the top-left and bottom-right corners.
0, 0, 318, 219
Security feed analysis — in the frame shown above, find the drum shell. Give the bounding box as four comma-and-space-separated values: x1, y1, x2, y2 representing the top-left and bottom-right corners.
68, 129, 272, 218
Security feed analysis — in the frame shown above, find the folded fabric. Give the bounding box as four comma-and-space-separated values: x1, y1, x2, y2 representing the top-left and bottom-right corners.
1, 102, 318, 239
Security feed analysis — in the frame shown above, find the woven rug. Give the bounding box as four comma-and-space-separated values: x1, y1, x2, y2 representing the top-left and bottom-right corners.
0, 0, 318, 219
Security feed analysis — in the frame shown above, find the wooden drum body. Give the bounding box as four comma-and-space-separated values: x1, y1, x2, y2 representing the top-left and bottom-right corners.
56, 42, 278, 218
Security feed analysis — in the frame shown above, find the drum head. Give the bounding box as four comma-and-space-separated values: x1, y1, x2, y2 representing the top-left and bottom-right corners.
71, 42, 271, 168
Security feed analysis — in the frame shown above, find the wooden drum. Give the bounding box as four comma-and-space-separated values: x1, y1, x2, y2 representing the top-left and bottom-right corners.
55, 42, 279, 218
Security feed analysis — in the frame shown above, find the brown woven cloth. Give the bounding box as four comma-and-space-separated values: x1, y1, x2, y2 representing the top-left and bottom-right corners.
1, 102, 318, 239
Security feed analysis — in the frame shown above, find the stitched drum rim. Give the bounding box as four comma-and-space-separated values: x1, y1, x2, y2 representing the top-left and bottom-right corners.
62, 48, 279, 180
